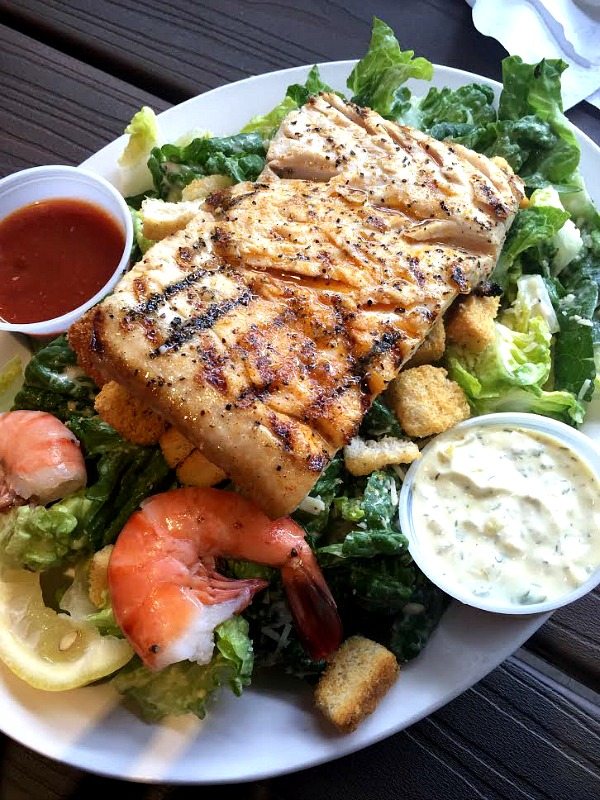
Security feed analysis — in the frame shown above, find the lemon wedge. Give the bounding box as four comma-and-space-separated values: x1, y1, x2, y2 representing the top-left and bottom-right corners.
0, 567, 133, 691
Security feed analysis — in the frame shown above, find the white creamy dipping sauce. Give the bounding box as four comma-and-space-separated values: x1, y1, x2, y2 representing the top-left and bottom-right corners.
411, 425, 600, 607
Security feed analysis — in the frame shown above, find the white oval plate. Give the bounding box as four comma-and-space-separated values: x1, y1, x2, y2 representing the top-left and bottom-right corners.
1, 61, 599, 785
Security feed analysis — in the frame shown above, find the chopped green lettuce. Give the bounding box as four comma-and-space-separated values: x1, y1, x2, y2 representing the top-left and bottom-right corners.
66, 416, 171, 550
119, 106, 160, 196
496, 57, 579, 188
552, 230, 600, 402
359, 397, 403, 438
492, 205, 570, 292
112, 617, 254, 721
0, 503, 87, 571
147, 132, 266, 200
411, 83, 496, 137
347, 17, 433, 119
529, 186, 583, 273
423, 56, 580, 192
242, 65, 333, 139
448, 278, 585, 424
12, 335, 97, 421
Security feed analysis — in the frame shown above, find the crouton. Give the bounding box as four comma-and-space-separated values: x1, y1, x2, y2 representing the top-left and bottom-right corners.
159, 426, 226, 486
140, 198, 204, 241
405, 319, 446, 368
88, 545, 113, 608
387, 365, 470, 438
446, 295, 500, 353
344, 436, 420, 476
176, 448, 227, 488
314, 636, 399, 733
181, 174, 234, 201
159, 426, 195, 468
94, 381, 167, 445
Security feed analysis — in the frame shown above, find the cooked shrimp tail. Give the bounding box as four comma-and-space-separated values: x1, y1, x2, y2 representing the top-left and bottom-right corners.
278, 531, 343, 661
109, 487, 342, 670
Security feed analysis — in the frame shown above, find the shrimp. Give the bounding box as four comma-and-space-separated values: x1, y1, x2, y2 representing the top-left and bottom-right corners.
108, 487, 343, 670
0, 411, 86, 509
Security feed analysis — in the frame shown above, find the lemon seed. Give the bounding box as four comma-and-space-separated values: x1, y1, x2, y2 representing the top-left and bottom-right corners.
59, 631, 78, 651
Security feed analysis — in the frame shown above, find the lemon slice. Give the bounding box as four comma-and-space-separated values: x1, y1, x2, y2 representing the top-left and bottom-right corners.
0, 567, 133, 691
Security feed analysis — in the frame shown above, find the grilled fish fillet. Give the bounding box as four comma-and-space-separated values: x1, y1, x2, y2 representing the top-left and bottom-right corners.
69, 94, 523, 517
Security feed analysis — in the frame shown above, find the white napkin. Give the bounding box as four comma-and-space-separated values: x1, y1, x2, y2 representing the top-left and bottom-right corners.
468, 0, 600, 110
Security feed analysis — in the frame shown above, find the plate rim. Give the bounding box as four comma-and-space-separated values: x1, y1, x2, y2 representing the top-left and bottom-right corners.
1, 57, 597, 784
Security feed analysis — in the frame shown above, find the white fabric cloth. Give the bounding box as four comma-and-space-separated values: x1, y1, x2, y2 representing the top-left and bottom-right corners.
468, 0, 600, 109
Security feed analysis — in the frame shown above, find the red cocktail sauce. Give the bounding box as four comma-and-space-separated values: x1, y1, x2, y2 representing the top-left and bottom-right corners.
0, 198, 125, 324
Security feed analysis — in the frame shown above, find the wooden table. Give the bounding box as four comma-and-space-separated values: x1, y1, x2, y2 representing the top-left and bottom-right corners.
0, 1, 599, 797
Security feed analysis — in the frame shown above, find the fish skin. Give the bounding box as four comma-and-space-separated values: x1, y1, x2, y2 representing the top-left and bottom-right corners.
69, 95, 523, 517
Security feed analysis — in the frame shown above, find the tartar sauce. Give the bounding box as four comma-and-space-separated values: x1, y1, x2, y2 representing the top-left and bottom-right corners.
411, 425, 600, 606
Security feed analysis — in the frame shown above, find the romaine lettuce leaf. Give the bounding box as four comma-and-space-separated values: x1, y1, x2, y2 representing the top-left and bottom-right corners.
13, 335, 97, 421
359, 397, 403, 438
242, 65, 333, 140
492, 205, 570, 292
448, 278, 585, 424
67, 416, 172, 550
0, 503, 87, 571
118, 106, 160, 196
552, 229, 600, 402
497, 57, 579, 187
148, 132, 266, 200
347, 17, 433, 118
112, 617, 254, 721
415, 83, 496, 137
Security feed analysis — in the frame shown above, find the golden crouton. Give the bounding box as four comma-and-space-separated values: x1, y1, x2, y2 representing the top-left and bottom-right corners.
159, 426, 195, 468
88, 545, 113, 609
140, 198, 204, 241
405, 319, 446, 368
344, 436, 420, 476
445, 295, 500, 353
387, 365, 470, 438
176, 448, 227, 488
314, 636, 399, 733
159, 427, 226, 486
94, 381, 167, 445
181, 174, 234, 201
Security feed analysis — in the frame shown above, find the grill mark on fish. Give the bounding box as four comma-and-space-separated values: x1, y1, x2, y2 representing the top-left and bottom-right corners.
195, 344, 228, 393
151, 289, 254, 357
124, 268, 211, 321
356, 329, 406, 377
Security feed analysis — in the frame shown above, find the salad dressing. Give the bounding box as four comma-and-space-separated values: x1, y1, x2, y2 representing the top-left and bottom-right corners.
0, 198, 125, 324
411, 426, 600, 606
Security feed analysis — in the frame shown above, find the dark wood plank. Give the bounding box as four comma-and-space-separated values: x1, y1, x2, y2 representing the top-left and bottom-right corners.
0, 24, 169, 177
2, 0, 599, 143
1, 654, 598, 800
530, 591, 600, 691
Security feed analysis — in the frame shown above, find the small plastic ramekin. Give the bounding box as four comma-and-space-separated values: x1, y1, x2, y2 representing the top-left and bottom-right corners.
0, 165, 133, 337
399, 412, 600, 615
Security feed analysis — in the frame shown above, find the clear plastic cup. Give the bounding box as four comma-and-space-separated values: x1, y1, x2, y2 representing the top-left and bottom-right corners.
0, 165, 133, 337
399, 412, 600, 615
